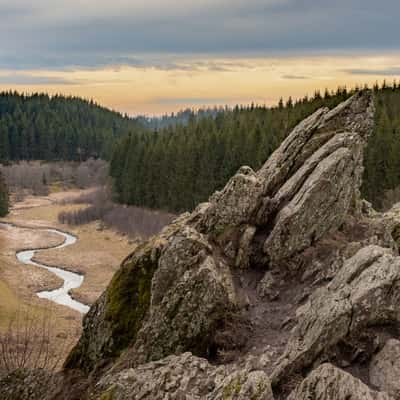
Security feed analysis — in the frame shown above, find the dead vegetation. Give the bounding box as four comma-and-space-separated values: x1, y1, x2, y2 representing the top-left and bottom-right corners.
58, 187, 175, 238
1, 159, 108, 200
0, 306, 72, 376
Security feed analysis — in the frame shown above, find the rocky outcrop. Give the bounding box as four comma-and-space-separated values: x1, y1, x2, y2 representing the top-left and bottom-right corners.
287, 363, 392, 400
66, 91, 375, 376
370, 339, 400, 397
200, 92, 373, 268
8, 91, 400, 400
94, 352, 273, 400
65, 210, 241, 372
64, 217, 188, 371
129, 225, 238, 365
0, 370, 54, 400
271, 244, 400, 386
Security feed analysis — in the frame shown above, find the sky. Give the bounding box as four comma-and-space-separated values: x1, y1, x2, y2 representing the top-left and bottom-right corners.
1, 0, 400, 115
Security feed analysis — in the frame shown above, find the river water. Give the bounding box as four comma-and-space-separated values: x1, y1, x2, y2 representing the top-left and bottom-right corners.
2, 223, 90, 314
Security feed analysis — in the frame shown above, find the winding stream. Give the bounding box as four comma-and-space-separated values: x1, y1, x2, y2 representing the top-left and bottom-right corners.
1, 223, 89, 314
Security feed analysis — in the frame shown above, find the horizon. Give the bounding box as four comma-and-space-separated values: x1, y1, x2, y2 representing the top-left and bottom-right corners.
1, 0, 399, 115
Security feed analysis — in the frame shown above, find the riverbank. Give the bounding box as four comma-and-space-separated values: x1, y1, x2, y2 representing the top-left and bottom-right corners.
0, 188, 136, 365
11, 225, 90, 314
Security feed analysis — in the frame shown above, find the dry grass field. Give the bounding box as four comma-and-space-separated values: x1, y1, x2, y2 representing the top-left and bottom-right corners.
0, 188, 137, 367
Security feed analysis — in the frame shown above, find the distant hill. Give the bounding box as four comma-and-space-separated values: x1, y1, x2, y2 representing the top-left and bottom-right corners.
0, 92, 144, 162
137, 107, 223, 130
110, 83, 400, 212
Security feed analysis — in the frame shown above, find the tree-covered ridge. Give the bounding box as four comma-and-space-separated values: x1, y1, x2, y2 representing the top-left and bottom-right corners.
0, 92, 143, 162
137, 107, 222, 130
110, 83, 400, 212
362, 85, 400, 208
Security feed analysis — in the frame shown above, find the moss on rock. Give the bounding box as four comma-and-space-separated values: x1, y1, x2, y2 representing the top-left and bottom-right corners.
64, 241, 162, 372
104, 243, 161, 355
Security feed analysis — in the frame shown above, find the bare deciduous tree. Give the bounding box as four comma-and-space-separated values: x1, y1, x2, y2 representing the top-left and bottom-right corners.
0, 306, 71, 375
0, 159, 109, 197
58, 186, 175, 238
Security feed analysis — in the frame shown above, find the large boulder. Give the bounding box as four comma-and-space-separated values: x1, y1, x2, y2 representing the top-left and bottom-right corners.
66, 214, 240, 372
94, 352, 273, 400
271, 245, 400, 386
125, 226, 238, 366
65, 215, 190, 371
264, 144, 359, 263
200, 91, 374, 267
259, 92, 374, 265
370, 339, 400, 398
287, 363, 392, 400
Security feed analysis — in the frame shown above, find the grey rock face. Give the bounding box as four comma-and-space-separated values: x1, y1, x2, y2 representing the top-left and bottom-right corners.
257, 93, 373, 264
271, 245, 400, 385
200, 91, 374, 267
65, 215, 191, 371
258, 91, 373, 198
211, 370, 274, 400
95, 352, 273, 400
264, 145, 358, 263
131, 226, 237, 365
0, 370, 54, 400
370, 339, 400, 398
201, 166, 262, 236
287, 363, 392, 400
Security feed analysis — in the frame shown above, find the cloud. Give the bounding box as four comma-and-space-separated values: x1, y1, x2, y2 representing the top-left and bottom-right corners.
153, 95, 269, 106
0, 0, 399, 71
281, 74, 309, 80
0, 73, 78, 85
155, 97, 231, 105
344, 67, 400, 76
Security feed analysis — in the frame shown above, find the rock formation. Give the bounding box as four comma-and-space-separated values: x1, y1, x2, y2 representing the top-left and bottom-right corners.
4, 91, 400, 399
287, 364, 391, 400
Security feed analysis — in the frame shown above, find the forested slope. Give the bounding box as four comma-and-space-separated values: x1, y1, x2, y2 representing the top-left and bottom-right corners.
0, 92, 143, 162
362, 86, 400, 207
110, 83, 400, 212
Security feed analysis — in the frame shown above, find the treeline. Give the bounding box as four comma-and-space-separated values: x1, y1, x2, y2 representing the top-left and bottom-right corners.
110, 86, 352, 212
0, 92, 143, 162
362, 85, 400, 208
110, 83, 400, 212
137, 107, 223, 130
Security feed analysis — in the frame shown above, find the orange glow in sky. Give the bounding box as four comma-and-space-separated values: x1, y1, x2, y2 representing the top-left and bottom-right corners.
1, 52, 399, 115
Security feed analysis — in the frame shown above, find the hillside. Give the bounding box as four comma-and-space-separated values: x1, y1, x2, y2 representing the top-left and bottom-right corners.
111, 83, 400, 212
0, 92, 143, 162
5, 91, 400, 399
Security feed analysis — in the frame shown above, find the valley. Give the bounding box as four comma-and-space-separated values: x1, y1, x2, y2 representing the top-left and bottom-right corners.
1, 1, 399, 397
0, 188, 135, 366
